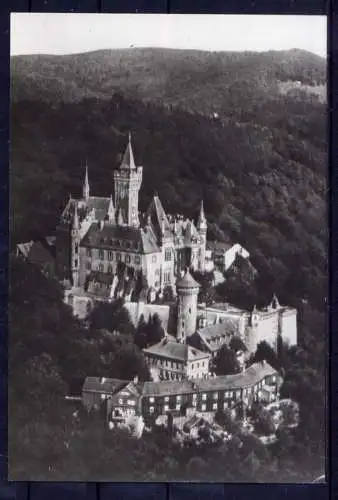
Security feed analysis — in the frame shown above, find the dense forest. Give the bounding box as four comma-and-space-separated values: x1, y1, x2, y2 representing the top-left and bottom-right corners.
9, 48, 327, 480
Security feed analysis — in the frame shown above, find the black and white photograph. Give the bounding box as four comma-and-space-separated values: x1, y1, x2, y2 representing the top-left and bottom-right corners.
9, 13, 327, 482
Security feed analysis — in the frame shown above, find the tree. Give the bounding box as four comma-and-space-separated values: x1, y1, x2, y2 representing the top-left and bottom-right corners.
88, 299, 135, 335
253, 341, 280, 370
146, 314, 165, 346
213, 345, 240, 376
229, 336, 247, 353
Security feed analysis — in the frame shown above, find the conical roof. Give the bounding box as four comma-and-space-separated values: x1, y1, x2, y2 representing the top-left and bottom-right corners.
176, 269, 200, 290
120, 133, 136, 169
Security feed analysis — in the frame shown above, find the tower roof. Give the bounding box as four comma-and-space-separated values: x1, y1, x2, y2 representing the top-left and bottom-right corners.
176, 269, 200, 290
120, 132, 136, 170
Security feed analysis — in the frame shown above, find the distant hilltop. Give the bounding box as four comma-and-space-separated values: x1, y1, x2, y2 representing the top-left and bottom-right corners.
11, 47, 326, 112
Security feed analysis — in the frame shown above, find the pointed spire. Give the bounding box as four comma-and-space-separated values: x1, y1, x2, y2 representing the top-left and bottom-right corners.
108, 194, 115, 223
197, 200, 207, 231
270, 293, 280, 310
120, 132, 136, 169
83, 162, 90, 200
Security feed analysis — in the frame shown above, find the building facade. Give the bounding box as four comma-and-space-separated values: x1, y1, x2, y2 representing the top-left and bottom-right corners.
55, 135, 208, 300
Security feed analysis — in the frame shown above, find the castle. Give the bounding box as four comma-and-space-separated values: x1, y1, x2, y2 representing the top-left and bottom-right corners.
17, 134, 298, 381
55, 133, 207, 301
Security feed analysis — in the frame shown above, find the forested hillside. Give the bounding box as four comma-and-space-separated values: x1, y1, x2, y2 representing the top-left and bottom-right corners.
11, 48, 326, 115
11, 90, 327, 311
9, 48, 327, 480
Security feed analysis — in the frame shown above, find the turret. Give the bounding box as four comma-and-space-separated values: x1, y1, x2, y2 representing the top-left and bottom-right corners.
83, 163, 90, 201
107, 194, 115, 223
71, 203, 80, 287
176, 269, 200, 342
197, 200, 207, 272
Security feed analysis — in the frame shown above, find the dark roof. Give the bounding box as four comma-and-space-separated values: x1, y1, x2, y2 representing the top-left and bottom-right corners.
176, 270, 200, 290
82, 377, 129, 394
80, 222, 160, 254
146, 195, 172, 240
196, 321, 241, 352
206, 241, 233, 252
120, 137, 137, 169
142, 362, 277, 397
17, 240, 55, 267
143, 339, 209, 362
61, 196, 111, 224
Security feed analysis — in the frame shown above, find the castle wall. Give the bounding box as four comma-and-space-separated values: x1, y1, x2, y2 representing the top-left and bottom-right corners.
279, 309, 298, 346
255, 311, 280, 349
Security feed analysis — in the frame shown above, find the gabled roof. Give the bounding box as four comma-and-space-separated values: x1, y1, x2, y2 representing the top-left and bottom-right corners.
142, 362, 277, 397
82, 377, 129, 394
196, 320, 240, 352
17, 240, 55, 267
146, 195, 172, 240
206, 241, 234, 252
61, 196, 111, 224
143, 338, 209, 362
80, 222, 160, 254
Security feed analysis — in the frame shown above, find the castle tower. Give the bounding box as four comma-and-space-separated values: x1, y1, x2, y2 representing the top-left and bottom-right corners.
113, 133, 143, 228
197, 200, 207, 271
176, 269, 200, 342
71, 203, 80, 287
83, 163, 90, 201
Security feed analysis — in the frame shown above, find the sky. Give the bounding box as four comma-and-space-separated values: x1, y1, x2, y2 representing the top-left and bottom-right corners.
10, 14, 327, 58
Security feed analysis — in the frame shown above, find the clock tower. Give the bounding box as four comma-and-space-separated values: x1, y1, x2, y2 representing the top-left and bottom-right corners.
113, 133, 143, 227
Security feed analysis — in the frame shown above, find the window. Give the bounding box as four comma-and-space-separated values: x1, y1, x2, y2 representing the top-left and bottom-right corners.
86, 248, 91, 257
192, 393, 197, 400
176, 395, 181, 402
108, 251, 113, 261
212, 403, 217, 410
86, 261, 91, 270
164, 405, 169, 412
107, 264, 113, 274
164, 396, 169, 402
74, 259, 78, 267
98, 263, 104, 272
116, 253, 121, 261
118, 398, 123, 405
202, 393, 207, 401
152, 255, 157, 263
127, 400, 136, 406
176, 404, 181, 411
125, 255, 131, 264
101, 394, 106, 400
272, 375, 276, 383
98, 250, 104, 260
223, 402, 228, 409
149, 397, 154, 403
191, 364, 194, 369
74, 244, 79, 254
192, 400, 197, 407
213, 392, 218, 400
201, 404, 206, 411
135, 256, 141, 265
150, 406, 154, 414
236, 390, 241, 398
165, 249, 171, 261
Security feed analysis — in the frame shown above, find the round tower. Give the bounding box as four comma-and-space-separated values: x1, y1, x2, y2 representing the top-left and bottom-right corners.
176, 269, 200, 342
